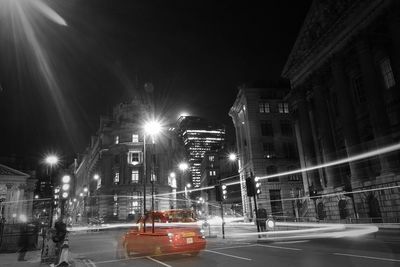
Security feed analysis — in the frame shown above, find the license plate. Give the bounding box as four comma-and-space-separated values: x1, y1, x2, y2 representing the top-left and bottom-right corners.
182, 232, 195, 237
186, 237, 193, 244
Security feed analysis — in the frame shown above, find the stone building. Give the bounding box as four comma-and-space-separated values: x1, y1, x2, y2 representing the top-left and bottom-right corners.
72, 99, 185, 223
229, 86, 303, 221
282, 0, 400, 221
0, 164, 36, 223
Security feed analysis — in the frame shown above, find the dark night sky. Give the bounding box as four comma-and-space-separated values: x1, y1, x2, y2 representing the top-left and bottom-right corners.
0, 0, 311, 164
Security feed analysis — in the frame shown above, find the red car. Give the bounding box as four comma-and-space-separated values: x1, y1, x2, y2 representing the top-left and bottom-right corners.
121, 210, 206, 257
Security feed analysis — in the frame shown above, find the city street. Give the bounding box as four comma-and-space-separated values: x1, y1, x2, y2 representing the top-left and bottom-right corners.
68, 226, 400, 267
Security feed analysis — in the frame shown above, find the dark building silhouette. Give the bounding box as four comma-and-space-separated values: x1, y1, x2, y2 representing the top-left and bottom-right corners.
282, 0, 400, 221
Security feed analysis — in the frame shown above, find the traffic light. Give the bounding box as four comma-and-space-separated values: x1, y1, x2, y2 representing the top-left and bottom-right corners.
246, 177, 255, 197
255, 177, 261, 195
215, 185, 223, 202
222, 184, 227, 200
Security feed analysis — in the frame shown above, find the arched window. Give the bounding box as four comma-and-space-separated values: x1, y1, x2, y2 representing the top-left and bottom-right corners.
317, 202, 325, 220
367, 194, 382, 223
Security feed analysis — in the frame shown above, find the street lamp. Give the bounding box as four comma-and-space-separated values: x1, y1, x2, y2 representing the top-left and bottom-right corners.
44, 154, 59, 227
228, 153, 237, 161
179, 162, 189, 171
143, 120, 162, 233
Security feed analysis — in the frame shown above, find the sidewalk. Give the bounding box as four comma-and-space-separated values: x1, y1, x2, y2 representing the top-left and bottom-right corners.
0, 249, 42, 267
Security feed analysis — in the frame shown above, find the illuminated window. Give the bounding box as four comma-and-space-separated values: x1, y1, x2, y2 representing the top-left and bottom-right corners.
132, 134, 139, 143
278, 103, 289, 113
115, 136, 119, 144
263, 142, 274, 158
128, 151, 141, 165
380, 57, 396, 89
131, 169, 139, 183
114, 172, 120, 183
209, 155, 215, 162
209, 170, 216, 176
259, 102, 270, 113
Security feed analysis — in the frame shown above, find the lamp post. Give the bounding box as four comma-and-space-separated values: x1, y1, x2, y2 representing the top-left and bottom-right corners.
44, 154, 59, 227
143, 120, 162, 233
178, 162, 190, 209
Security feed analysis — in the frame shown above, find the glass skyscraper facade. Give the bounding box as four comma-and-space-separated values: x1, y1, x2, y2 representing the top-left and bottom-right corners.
178, 116, 225, 188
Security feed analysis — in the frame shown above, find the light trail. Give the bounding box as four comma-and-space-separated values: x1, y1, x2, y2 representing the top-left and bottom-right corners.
155, 142, 400, 200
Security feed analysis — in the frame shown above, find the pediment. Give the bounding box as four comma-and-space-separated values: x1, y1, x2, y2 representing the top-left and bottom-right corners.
0, 164, 30, 178
282, 0, 382, 82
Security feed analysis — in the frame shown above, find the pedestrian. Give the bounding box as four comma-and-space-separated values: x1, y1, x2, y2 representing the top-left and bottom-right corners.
257, 206, 267, 233
18, 224, 29, 261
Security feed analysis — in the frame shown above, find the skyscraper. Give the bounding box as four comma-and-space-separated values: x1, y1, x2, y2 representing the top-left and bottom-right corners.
177, 116, 225, 188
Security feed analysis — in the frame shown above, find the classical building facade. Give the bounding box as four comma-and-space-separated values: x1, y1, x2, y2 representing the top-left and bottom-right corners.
72, 99, 185, 223
282, 0, 400, 221
0, 164, 36, 223
229, 86, 303, 221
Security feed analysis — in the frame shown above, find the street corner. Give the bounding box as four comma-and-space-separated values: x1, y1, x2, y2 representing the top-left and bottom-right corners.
0, 249, 42, 267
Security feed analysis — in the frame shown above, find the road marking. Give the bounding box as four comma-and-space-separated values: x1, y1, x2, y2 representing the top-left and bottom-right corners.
333, 253, 400, 262
257, 244, 302, 251
204, 249, 252, 261
212, 244, 258, 250
87, 259, 96, 267
274, 240, 309, 244
146, 256, 173, 267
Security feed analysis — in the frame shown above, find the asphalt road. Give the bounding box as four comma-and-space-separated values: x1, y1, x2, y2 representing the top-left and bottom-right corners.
68, 227, 400, 267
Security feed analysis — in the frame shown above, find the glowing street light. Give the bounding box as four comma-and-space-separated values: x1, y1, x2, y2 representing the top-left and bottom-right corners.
179, 162, 189, 171
93, 174, 100, 180
83, 187, 88, 193
228, 153, 237, 161
45, 155, 59, 167
144, 120, 162, 137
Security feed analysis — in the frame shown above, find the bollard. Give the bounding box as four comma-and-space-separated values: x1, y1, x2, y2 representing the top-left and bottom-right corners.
56, 238, 70, 267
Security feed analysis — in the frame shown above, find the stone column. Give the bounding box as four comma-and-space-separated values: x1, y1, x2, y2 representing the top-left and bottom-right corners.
312, 76, 341, 188
291, 88, 322, 190
356, 39, 392, 174
331, 56, 367, 183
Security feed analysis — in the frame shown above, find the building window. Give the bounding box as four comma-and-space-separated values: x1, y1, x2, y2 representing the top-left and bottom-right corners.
352, 75, 366, 103
263, 142, 275, 158
259, 102, 270, 113
380, 57, 396, 89
209, 155, 215, 162
114, 172, 120, 184
278, 103, 289, 114
128, 151, 142, 165
209, 170, 216, 176
260, 121, 273, 136
280, 120, 293, 136
267, 165, 279, 182
131, 169, 139, 183
282, 142, 297, 159
115, 135, 119, 144
270, 189, 283, 216
132, 134, 139, 143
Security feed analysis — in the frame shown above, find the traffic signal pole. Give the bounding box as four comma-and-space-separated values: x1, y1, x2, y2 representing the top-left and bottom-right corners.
253, 194, 260, 235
